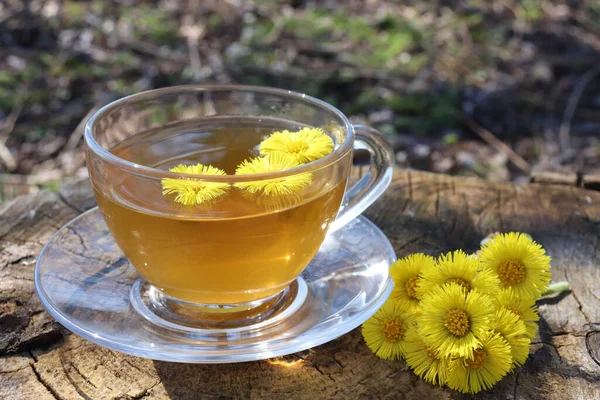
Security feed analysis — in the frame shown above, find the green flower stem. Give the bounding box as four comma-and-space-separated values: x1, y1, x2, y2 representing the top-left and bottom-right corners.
542, 281, 570, 296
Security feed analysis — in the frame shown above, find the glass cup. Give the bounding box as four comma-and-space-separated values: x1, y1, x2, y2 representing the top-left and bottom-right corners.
85, 85, 394, 329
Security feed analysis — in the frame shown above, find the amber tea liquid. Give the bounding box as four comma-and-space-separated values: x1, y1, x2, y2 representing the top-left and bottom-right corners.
93, 118, 346, 304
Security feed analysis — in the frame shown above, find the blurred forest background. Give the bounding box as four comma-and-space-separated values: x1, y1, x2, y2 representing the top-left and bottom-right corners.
1, 0, 600, 202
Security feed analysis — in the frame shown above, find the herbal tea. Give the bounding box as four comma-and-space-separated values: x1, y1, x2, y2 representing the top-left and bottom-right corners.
93, 118, 347, 304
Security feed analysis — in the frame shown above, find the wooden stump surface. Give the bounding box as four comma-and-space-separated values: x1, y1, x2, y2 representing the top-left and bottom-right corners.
1, 169, 599, 399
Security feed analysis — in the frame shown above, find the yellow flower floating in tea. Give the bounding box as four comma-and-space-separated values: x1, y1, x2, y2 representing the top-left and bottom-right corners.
259, 127, 334, 164
161, 163, 229, 205
235, 152, 311, 195
161, 127, 333, 205
362, 232, 563, 394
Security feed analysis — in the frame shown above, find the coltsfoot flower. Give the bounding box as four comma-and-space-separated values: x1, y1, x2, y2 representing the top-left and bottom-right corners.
495, 287, 540, 340
235, 152, 311, 196
419, 283, 494, 359
259, 127, 334, 164
446, 333, 512, 394
389, 253, 436, 313
491, 307, 531, 368
161, 163, 229, 205
361, 299, 416, 360
404, 326, 448, 386
417, 250, 500, 298
479, 232, 551, 299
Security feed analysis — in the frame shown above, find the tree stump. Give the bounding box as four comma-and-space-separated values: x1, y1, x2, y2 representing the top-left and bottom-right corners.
1, 170, 599, 399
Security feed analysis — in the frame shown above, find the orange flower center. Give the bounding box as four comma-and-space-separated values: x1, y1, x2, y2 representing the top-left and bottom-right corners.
507, 307, 521, 317
405, 276, 420, 299
465, 349, 488, 370
426, 347, 438, 361
446, 278, 471, 291
286, 140, 309, 154
498, 260, 526, 286
381, 318, 405, 342
444, 309, 470, 337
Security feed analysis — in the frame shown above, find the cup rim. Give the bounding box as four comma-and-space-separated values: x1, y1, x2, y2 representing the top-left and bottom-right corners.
84, 84, 354, 182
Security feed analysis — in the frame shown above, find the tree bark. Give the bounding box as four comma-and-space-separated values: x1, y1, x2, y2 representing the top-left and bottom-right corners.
1, 170, 599, 399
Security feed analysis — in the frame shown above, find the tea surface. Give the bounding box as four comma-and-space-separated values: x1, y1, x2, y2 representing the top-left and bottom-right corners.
94, 119, 346, 304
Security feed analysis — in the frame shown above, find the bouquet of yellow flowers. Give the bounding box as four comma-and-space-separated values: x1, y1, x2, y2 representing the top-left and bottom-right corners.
362, 232, 563, 394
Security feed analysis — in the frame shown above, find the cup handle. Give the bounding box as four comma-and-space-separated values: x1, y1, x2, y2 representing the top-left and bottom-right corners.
330, 125, 395, 233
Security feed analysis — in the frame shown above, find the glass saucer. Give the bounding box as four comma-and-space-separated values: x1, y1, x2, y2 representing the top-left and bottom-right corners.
35, 208, 395, 363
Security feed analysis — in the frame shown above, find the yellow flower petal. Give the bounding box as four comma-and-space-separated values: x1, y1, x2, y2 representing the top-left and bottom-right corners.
161, 163, 229, 205
479, 232, 551, 299
169, 163, 226, 176
361, 299, 416, 360
235, 152, 311, 196
404, 326, 448, 386
419, 283, 494, 359
416, 250, 500, 298
259, 127, 334, 164
491, 307, 531, 368
389, 253, 436, 313
447, 333, 512, 394
495, 287, 540, 340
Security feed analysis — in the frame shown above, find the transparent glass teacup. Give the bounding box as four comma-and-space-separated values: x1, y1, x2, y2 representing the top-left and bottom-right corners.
85, 85, 393, 328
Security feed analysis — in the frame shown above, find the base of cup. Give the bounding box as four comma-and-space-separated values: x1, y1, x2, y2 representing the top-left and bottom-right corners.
130, 278, 308, 333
